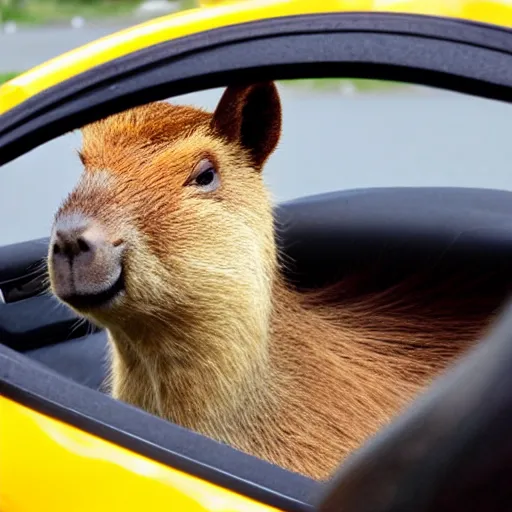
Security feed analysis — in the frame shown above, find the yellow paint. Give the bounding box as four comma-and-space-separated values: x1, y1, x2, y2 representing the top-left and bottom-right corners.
0, 395, 281, 512
1, 0, 512, 114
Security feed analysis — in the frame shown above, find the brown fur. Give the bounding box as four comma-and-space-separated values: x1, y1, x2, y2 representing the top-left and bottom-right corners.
49, 83, 504, 480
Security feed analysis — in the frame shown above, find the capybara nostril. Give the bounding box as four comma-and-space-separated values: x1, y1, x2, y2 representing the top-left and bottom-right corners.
77, 237, 91, 253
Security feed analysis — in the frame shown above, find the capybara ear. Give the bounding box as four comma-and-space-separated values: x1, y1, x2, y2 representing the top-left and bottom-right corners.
211, 82, 282, 169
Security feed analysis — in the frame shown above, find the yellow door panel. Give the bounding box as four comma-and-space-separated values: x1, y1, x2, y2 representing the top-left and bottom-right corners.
0, 396, 281, 512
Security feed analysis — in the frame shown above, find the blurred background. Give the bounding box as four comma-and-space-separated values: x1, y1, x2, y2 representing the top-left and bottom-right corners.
1, 0, 512, 246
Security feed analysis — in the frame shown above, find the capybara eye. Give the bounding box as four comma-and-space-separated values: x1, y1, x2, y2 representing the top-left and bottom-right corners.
189, 158, 220, 192
195, 168, 215, 187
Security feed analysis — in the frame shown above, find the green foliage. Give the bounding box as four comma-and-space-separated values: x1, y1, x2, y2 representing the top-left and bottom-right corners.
0, 72, 19, 85
0, 0, 179, 24
280, 78, 408, 93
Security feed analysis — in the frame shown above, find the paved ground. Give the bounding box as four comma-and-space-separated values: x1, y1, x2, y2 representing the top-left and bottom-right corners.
0, 21, 135, 71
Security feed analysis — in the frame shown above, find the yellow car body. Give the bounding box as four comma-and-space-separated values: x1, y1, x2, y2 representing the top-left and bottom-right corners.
0, 397, 279, 512
2, 1, 512, 511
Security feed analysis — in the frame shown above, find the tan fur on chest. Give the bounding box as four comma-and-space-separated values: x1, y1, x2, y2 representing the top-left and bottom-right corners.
48, 82, 498, 481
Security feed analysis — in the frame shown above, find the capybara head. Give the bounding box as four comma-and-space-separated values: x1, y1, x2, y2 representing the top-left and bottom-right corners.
48, 83, 282, 341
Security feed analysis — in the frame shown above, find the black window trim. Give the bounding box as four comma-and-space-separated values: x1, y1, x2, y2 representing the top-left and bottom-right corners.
2, 11, 512, 165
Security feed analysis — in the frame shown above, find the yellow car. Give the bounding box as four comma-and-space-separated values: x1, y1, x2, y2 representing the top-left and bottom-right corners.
2, 1, 512, 511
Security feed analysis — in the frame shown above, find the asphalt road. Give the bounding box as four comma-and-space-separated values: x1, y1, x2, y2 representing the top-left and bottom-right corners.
2, 25, 512, 246
0, 21, 134, 71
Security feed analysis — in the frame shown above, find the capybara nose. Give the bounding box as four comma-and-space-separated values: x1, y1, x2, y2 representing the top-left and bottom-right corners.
49, 212, 125, 308
52, 215, 93, 262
